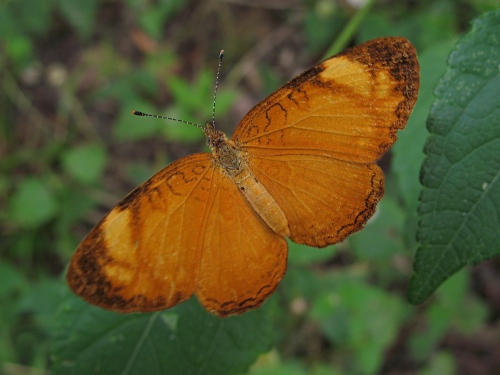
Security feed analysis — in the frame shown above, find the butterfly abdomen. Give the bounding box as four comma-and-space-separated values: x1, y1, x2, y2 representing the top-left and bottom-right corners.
230, 165, 290, 238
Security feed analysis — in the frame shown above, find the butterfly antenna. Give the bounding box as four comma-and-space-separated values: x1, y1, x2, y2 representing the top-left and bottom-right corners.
131, 110, 204, 129
132, 50, 224, 130
211, 50, 224, 128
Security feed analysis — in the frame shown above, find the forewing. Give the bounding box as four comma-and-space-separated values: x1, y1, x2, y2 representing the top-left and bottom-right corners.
67, 153, 214, 312
195, 167, 288, 317
233, 37, 419, 163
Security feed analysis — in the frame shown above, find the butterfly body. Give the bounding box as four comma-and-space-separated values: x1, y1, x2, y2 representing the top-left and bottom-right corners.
67, 37, 419, 316
205, 123, 291, 237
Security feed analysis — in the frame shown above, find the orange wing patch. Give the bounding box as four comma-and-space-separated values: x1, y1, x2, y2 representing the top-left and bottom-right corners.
67, 37, 419, 316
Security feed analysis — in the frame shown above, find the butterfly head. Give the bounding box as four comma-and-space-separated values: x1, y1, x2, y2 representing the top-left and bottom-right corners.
203, 122, 225, 149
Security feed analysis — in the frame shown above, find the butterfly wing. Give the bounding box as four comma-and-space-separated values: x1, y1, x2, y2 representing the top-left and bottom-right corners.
232, 37, 419, 247
66, 153, 215, 312
195, 166, 288, 316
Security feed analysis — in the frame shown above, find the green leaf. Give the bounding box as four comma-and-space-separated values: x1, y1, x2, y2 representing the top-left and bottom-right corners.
62, 143, 107, 185
95, 68, 159, 105
166, 69, 235, 123
0, 262, 28, 299
4, 0, 54, 35
348, 196, 405, 262
287, 241, 337, 266
249, 361, 309, 375
408, 10, 500, 304
157, 67, 237, 143
413, 1, 458, 47
126, 162, 164, 186
4, 35, 35, 68
408, 270, 487, 362
114, 102, 162, 140
167, 72, 211, 115
304, 4, 343, 55
435, 270, 488, 334
418, 351, 456, 375
18, 278, 65, 331
160, 105, 206, 143
55, 188, 97, 255
134, 0, 187, 39
9, 178, 57, 227
52, 295, 274, 375
311, 279, 409, 375
57, 0, 98, 40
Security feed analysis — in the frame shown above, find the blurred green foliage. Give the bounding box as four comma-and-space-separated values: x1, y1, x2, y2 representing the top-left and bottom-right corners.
1, 0, 499, 374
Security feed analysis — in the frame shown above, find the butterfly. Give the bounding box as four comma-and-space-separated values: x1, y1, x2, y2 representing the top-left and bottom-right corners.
67, 37, 419, 317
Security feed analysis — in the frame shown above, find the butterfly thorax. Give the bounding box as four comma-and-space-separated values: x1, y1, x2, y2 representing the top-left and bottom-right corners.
204, 122, 242, 173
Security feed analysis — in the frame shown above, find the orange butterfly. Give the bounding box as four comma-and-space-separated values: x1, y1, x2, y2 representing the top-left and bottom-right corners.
67, 37, 419, 316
